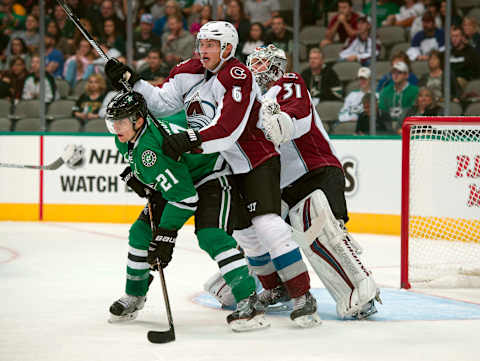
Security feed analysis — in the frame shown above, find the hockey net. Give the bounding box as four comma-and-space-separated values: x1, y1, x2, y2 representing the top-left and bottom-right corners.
401, 117, 480, 289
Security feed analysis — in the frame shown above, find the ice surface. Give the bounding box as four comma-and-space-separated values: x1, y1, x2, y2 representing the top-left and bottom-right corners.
1, 222, 479, 361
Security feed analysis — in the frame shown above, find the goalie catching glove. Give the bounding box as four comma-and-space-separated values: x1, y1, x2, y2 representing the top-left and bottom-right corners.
260, 99, 295, 146
148, 228, 177, 269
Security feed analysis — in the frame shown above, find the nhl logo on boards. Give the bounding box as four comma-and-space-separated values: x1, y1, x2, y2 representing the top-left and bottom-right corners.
141, 150, 157, 167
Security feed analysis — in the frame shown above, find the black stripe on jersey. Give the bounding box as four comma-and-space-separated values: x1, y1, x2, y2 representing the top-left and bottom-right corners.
193, 159, 229, 187
128, 253, 147, 263
218, 253, 245, 268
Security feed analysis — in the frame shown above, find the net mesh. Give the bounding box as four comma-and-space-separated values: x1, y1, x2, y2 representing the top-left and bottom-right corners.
408, 123, 480, 287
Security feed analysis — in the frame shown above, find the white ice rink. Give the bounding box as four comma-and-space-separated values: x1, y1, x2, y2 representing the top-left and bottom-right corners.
1, 221, 480, 361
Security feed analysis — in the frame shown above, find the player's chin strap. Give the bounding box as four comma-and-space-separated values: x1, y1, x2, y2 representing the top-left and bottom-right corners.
288, 189, 381, 319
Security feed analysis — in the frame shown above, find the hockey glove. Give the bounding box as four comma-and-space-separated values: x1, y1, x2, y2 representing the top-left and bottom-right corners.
121, 166, 165, 206
148, 228, 177, 268
105, 58, 140, 91
162, 129, 202, 161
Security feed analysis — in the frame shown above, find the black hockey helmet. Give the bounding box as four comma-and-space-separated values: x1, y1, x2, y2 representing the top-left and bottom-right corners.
105, 91, 148, 134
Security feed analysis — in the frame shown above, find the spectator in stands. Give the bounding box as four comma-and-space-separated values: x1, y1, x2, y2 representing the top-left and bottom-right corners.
339, 67, 377, 122
7, 14, 40, 55
356, 93, 393, 135
404, 86, 442, 124
63, 38, 95, 89
6, 37, 31, 70
101, 19, 126, 55
46, 19, 73, 58
407, 11, 444, 61
321, 0, 360, 48
462, 16, 480, 54
418, 50, 461, 102
22, 54, 59, 104
72, 73, 106, 126
225, 0, 251, 47
151, 0, 167, 21
301, 47, 343, 106
73, 18, 95, 51
439, 0, 461, 28
338, 16, 381, 66
240, 23, 265, 62
379, 61, 419, 131
383, 0, 425, 27
95, 0, 125, 38
53, 4, 75, 39
85, 0, 103, 36
0, 56, 28, 101
377, 51, 418, 92
153, 0, 187, 37
161, 14, 195, 67
363, 0, 400, 30
45, 32, 64, 79
139, 48, 170, 86
410, 0, 441, 40
189, 5, 212, 36
264, 15, 293, 56
244, 0, 280, 29
450, 25, 480, 91
0, 0, 26, 35
177, 0, 203, 18
133, 14, 162, 68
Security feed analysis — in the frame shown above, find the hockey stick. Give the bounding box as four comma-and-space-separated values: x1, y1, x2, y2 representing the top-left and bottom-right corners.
56, 0, 171, 139
146, 202, 176, 344
0, 145, 84, 171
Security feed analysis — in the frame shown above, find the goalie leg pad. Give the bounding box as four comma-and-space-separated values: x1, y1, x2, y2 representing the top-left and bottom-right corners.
289, 190, 379, 319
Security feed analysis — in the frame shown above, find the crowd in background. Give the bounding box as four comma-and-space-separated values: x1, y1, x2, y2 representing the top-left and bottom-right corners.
0, 0, 480, 134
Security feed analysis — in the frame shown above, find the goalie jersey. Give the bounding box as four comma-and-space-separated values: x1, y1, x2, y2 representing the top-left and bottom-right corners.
263, 72, 343, 189
134, 57, 278, 174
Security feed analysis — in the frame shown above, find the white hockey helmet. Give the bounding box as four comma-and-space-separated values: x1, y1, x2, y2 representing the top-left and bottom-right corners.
246, 44, 287, 91
196, 21, 239, 70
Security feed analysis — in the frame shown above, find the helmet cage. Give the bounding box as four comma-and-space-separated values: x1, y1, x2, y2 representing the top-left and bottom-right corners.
247, 45, 287, 91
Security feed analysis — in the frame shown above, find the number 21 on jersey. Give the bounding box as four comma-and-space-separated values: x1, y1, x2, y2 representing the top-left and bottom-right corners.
156, 169, 179, 192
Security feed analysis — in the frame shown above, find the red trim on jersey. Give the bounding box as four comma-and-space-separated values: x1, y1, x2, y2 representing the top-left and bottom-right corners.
274, 73, 342, 172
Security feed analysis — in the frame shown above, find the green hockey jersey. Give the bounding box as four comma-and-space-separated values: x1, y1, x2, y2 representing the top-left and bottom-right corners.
115, 117, 198, 230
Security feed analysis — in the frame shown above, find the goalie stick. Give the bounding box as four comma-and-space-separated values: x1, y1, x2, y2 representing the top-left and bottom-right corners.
0, 145, 84, 171
146, 202, 176, 344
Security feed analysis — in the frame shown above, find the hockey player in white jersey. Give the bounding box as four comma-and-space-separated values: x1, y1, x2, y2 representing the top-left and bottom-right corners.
242, 44, 381, 319
105, 22, 318, 328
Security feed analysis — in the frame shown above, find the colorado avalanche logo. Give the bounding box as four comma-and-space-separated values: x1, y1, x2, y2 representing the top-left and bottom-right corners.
186, 95, 216, 131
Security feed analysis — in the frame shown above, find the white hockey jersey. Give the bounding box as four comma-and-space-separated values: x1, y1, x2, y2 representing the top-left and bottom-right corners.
134, 57, 278, 174
263, 72, 343, 189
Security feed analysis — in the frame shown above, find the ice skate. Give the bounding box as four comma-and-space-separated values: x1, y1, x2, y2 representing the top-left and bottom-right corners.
352, 290, 382, 320
226, 293, 270, 332
290, 291, 322, 328
108, 294, 146, 323
257, 284, 291, 312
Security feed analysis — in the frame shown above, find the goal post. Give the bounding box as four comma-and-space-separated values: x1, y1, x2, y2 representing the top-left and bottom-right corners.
401, 116, 480, 289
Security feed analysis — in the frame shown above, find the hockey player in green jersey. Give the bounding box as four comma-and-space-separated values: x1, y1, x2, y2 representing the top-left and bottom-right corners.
106, 91, 268, 332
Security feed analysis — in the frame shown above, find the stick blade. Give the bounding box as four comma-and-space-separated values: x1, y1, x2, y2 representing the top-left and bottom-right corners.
147, 329, 175, 344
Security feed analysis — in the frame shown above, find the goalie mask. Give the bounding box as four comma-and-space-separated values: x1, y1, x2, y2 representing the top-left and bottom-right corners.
105, 91, 148, 135
247, 44, 287, 92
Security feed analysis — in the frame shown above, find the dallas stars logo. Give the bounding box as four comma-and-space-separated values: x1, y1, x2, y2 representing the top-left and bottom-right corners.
141, 150, 157, 167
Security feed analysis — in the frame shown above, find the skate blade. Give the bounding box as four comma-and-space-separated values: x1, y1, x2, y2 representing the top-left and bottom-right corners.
266, 301, 292, 313
108, 310, 139, 323
292, 312, 322, 328
353, 303, 378, 320
230, 314, 271, 332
